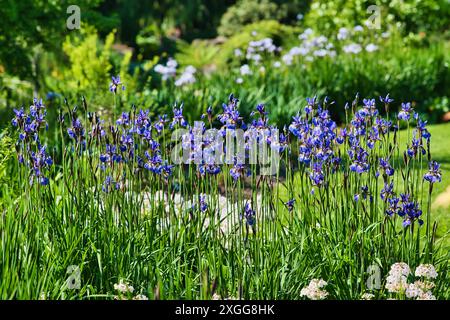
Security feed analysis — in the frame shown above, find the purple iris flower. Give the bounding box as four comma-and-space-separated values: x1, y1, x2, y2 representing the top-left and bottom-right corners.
379, 158, 394, 176
109, 75, 124, 93
170, 104, 187, 129
244, 203, 256, 226
398, 102, 413, 121
284, 199, 295, 212
424, 161, 442, 184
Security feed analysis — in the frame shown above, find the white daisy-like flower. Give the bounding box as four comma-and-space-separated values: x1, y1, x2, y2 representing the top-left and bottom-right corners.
235, 77, 244, 84
133, 294, 149, 300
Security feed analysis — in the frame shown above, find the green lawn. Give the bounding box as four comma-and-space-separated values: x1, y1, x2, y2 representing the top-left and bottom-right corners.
409, 122, 450, 249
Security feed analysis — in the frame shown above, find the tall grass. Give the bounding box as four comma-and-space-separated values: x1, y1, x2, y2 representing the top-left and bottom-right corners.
0, 91, 449, 300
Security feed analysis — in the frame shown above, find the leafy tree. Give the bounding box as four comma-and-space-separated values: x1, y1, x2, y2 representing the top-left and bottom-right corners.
0, 0, 109, 80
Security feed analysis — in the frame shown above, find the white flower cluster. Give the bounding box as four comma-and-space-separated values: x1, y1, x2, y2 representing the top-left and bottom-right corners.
300, 278, 328, 300
113, 279, 149, 300
415, 264, 438, 279
283, 31, 336, 65
281, 24, 384, 66
154, 58, 178, 80
113, 279, 135, 294
385, 262, 410, 293
385, 262, 438, 300
343, 43, 362, 54
338, 26, 379, 54
240, 64, 252, 76
175, 65, 197, 87
337, 27, 349, 41
246, 38, 279, 61
233, 36, 281, 82
212, 293, 237, 300
406, 280, 436, 300
235, 64, 252, 84
361, 292, 375, 300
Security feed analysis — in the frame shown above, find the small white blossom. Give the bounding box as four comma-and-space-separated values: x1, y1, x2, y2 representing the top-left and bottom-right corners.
114, 279, 135, 294
154, 58, 178, 80
337, 27, 349, 40
282, 54, 293, 65
313, 49, 328, 57
300, 279, 328, 300
365, 43, 379, 52
240, 64, 252, 76
343, 43, 362, 54
405, 283, 423, 298
385, 262, 411, 293
361, 293, 375, 300
354, 25, 364, 32
175, 65, 196, 87
415, 264, 438, 279
166, 58, 178, 69
251, 54, 262, 62
390, 262, 411, 277
416, 291, 436, 300
299, 28, 313, 40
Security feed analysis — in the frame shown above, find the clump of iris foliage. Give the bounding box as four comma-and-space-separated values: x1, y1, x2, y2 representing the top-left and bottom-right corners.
1, 80, 449, 300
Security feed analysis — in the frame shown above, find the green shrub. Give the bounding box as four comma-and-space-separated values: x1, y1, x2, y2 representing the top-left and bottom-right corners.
218, 0, 285, 37
304, 0, 450, 38
0, 131, 14, 189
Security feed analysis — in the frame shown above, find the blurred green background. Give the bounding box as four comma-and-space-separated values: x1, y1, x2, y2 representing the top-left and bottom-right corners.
0, 0, 449, 126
